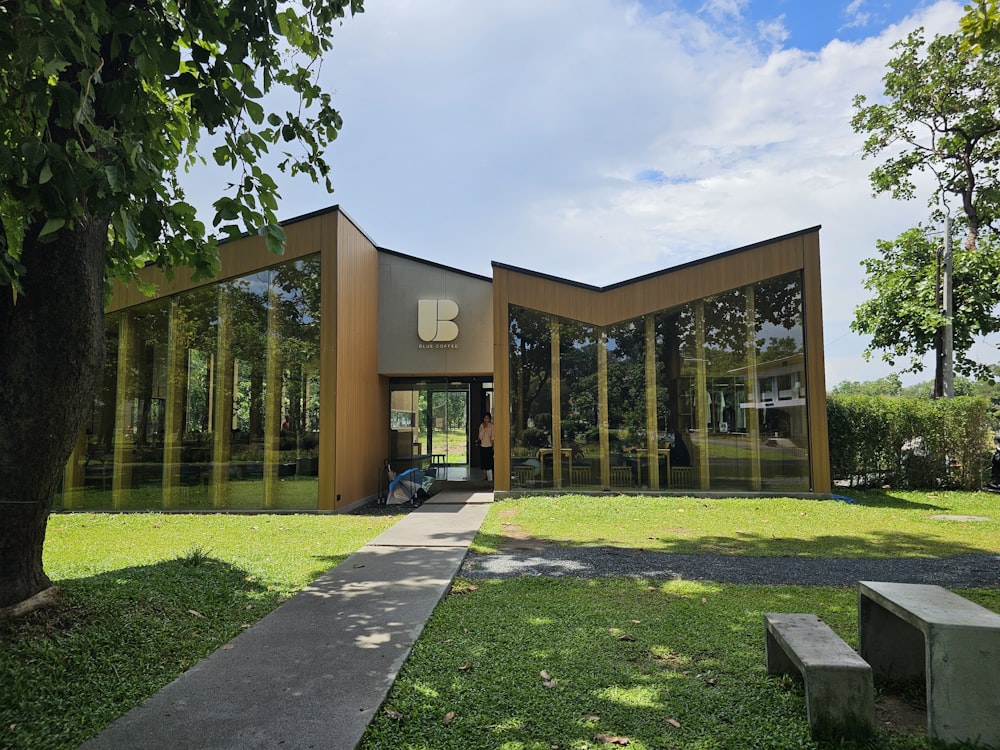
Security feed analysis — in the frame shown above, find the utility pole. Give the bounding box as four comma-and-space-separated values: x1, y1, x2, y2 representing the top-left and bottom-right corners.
943, 215, 954, 398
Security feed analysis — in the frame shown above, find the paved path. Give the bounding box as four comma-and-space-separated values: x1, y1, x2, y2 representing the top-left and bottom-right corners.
79, 491, 492, 750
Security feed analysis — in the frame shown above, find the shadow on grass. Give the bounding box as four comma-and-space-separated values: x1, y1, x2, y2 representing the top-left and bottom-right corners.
838, 489, 948, 511
0, 556, 282, 750
474, 526, 997, 559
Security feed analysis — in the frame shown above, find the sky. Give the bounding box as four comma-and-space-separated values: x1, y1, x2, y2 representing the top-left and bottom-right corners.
182, 0, 998, 389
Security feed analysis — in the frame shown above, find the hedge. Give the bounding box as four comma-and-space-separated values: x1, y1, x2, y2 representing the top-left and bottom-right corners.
827, 394, 994, 490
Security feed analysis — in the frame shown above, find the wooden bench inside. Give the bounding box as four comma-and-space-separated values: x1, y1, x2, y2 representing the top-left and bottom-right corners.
764, 613, 875, 740
858, 580, 1000, 746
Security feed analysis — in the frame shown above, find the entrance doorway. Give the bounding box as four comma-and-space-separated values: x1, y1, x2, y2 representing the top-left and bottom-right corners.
390, 378, 492, 480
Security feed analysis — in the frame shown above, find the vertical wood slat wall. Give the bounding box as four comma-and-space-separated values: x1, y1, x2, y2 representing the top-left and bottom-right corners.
327, 212, 385, 511
800, 231, 831, 492
492, 227, 830, 494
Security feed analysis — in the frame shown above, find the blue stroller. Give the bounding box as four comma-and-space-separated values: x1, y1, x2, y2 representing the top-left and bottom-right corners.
385, 467, 436, 506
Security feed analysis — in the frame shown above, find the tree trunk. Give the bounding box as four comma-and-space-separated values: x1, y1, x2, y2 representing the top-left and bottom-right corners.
0, 216, 107, 609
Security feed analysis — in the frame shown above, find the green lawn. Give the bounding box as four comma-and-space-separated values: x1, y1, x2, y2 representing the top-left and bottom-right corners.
360, 578, 1000, 750
1, 512, 404, 750
360, 491, 1000, 749
474, 490, 1000, 558
3, 493, 998, 750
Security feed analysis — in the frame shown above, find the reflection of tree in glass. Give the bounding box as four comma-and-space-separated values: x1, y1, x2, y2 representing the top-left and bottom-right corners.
128, 300, 171, 449
509, 307, 552, 446
558, 320, 596, 426
273, 257, 321, 437
605, 321, 646, 441
174, 286, 222, 438
697, 276, 803, 370
223, 276, 268, 437
754, 276, 803, 356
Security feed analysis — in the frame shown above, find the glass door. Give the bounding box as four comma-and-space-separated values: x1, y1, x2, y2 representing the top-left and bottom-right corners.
429, 385, 469, 478
390, 379, 473, 480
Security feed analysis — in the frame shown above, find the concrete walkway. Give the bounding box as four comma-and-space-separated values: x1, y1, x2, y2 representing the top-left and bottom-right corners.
79, 490, 492, 750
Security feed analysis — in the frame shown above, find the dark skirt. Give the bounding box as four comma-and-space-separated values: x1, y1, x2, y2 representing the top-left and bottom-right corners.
480, 445, 494, 470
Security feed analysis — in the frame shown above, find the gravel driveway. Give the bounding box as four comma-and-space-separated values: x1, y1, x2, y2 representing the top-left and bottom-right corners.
460, 547, 1000, 587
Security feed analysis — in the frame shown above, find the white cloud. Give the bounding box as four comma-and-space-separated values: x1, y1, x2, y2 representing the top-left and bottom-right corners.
180, 0, 973, 387
698, 0, 749, 22
843, 0, 873, 30
757, 16, 791, 47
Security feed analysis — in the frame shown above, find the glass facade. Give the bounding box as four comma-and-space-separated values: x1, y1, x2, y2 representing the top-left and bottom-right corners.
508, 271, 810, 492
58, 255, 322, 511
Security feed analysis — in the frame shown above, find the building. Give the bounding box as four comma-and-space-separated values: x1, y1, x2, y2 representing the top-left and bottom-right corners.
58, 205, 830, 511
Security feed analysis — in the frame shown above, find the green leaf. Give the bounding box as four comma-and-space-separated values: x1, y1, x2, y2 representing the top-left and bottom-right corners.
38, 217, 65, 238
264, 224, 286, 255
246, 100, 265, 125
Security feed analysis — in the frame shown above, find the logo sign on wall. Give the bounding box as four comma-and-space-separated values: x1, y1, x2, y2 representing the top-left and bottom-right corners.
417, 299, 459, 348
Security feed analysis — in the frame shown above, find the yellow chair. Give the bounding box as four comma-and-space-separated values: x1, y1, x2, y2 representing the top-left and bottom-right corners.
610, 466, 632, 487
512, 465, 535, 487
570, 465, 591, 486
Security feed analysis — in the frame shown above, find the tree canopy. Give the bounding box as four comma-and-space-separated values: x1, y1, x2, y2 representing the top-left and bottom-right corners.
850, 26, 1000, 392
852, 28, 1000, 249
1, 0, 361, 289
0, 0, 361, 612
850, 226, 1000, 380
961, 0, 1000, 53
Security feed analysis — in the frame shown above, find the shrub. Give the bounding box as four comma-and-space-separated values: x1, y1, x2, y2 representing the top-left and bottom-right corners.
517, 427, 549, 450
827, 394, 993, 489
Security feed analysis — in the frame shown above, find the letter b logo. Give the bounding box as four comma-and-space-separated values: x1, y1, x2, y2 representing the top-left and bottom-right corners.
418, 300, 459, 342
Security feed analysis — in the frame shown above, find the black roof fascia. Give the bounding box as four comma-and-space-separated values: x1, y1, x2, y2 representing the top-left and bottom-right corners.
377, 246, 493, 284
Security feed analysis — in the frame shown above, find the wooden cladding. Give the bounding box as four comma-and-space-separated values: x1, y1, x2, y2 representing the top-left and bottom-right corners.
492, 227, 830, 494
494, 230, 816, 326
107, 212, 328, 313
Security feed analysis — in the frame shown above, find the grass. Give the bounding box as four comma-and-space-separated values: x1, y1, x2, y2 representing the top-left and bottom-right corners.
3, 492, 998, 750
360, 489, 1000, 749
473, 490, 1000, 558
0, 512, 404, 750
360, 579, 1000, 750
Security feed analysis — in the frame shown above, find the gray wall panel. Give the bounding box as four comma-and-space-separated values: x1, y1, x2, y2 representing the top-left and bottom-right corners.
378, 253, 493, 375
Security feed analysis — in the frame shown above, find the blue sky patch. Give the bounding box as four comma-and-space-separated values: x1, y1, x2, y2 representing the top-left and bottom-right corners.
641, 0, 929, 51
636, 169, 695, 185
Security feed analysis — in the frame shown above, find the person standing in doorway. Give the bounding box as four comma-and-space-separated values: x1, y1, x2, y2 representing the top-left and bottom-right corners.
478, 413, 495, 481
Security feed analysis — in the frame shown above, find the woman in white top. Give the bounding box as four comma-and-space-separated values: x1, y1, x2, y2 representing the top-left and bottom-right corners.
477, 413, 495, 481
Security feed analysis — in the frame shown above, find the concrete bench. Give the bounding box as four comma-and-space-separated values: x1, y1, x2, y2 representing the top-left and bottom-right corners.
858, 581, 1000, 746
764, 613, 875, 740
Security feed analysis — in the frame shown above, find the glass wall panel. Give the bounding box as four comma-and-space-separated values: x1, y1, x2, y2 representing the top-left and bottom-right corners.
59, 255, 321, 510
752, 273, 808, 490
112, 300, 172, 509
605, 321, 646, 489
272, 257, 322, 508
702, 289, 751, 489
647, 310, 682, 490
506, 270, 810, 494
558, 320, 597, 488
169, 285, 220, 508
654, 304, 699, 489
508, 306, 553, 489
